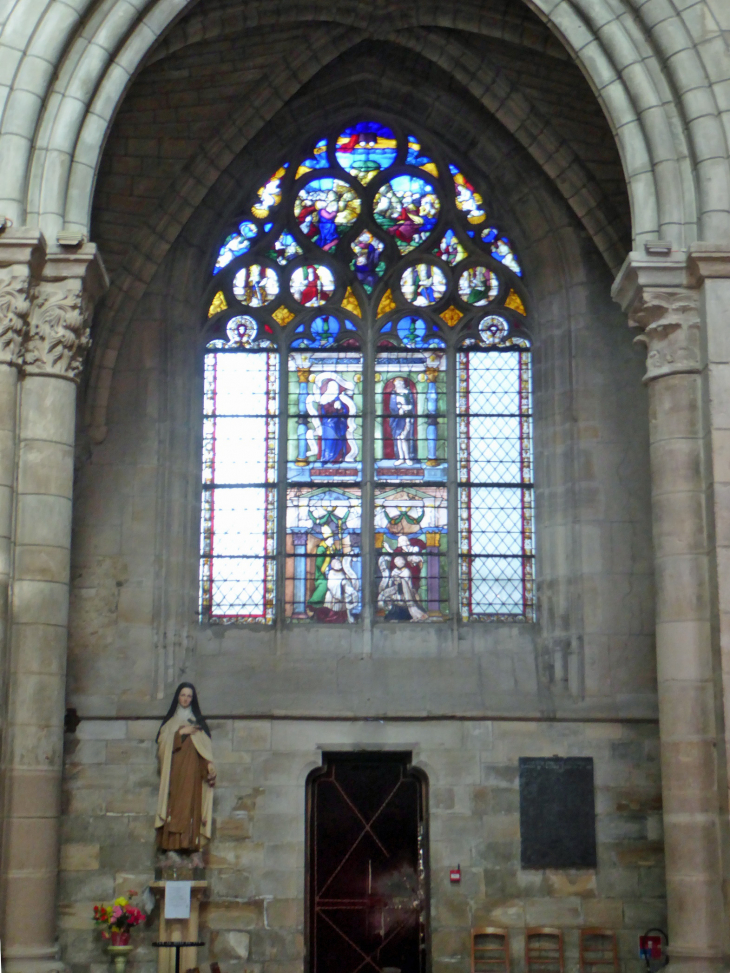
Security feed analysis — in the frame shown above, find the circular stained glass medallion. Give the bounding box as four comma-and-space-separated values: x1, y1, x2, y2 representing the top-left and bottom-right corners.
373, 175, 440, 254
400, 263, 447, 306
335, 122, 398, 184
457, 265, 499, 306
232, 264, 279, 306
226, 315, 258, 347
290, 265, 336, 306
478, 315, 509, 346
294, 178, 361, 251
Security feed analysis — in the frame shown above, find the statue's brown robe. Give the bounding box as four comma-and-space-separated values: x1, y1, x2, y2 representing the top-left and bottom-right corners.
155, 715, 214, 850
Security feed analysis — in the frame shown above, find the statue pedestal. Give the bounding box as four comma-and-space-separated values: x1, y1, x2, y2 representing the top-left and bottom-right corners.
150, 881, 208, 973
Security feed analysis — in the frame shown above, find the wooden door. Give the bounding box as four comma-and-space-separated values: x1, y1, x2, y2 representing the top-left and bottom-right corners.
307, 752, 429, 973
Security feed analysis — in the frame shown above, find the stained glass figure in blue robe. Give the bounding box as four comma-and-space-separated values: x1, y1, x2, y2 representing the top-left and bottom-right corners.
320, 383, 349, 463
354, 242, 381, 290
309, 375, 358, 465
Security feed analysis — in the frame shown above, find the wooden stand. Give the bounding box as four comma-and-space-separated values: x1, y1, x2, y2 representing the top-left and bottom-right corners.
150, 881, 208, 973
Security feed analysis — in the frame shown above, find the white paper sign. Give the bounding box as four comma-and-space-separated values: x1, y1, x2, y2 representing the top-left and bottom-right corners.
164, 880, 191, 919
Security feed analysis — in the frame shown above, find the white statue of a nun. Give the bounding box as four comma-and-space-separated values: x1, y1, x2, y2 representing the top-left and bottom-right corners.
155, 683, 216, 854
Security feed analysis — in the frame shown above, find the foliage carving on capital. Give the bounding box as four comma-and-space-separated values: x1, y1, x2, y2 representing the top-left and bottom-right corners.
630, 288, 700, 382
25, 279, 92, 382
0, 273, 31, 367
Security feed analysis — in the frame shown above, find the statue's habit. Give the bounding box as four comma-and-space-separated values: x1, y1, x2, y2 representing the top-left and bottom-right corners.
155, 683, 216, 852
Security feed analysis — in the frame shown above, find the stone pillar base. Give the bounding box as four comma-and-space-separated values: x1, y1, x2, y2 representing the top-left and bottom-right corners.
2, 945, 65, 973
667, 953, 726, 973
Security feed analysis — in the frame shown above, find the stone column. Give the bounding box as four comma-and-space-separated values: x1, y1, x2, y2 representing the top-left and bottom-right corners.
613, 249, 725, 972
687, 244, 730, 955
0, 229, 43, 676
0, 228, 44, 954
0, 246, 106, 973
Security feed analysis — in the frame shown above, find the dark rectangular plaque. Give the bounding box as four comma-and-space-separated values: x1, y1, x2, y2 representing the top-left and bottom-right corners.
519, 756, 596, 869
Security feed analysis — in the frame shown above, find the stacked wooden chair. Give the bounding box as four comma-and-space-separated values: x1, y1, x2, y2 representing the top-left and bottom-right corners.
579, 929, 619, 973
525, 928, 564, 973
471, 927, 510, 973
471, 925, 619, 973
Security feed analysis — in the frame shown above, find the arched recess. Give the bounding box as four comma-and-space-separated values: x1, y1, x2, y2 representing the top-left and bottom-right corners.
0, 0, 723, 256
81, 34, 627, 439
69, 62, 650, 707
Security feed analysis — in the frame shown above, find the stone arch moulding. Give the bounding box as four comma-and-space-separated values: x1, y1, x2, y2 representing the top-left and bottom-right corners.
92, 20, 629, 345
80, 41, 613, 442
0, 0, 720, 250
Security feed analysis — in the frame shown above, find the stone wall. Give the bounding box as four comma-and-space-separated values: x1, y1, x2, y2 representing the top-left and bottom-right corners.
7, 0, 730, 969
58, 718, 662, 973
69, 87, 653, 722
59, 8, 658, 973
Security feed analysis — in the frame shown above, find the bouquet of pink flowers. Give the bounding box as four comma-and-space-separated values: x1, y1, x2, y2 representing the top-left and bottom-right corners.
92, 890, 146, 944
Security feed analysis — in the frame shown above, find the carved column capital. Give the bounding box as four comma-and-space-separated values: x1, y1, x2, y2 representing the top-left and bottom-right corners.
25, 278, 92, 382
0, 229, 46, 370
629, 288, 701, 382
24, 247, 107, 384
0, 274, 31, 368
612, 247, 700, 382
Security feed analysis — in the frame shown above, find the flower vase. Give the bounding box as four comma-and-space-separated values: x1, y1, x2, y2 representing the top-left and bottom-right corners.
107, 944, 133, 973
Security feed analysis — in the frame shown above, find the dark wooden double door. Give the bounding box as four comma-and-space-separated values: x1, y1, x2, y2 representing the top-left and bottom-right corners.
307, 753, 429, 973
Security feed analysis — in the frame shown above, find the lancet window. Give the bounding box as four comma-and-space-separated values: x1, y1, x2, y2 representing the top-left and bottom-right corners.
200, 120, 533, 625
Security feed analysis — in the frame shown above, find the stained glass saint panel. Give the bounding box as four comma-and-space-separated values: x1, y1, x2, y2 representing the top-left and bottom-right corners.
200, 348, 278, 622
285, 487, 362, 622
375, 349, 447, 482
285, 350, 363, 622
374, 349, 448, 621
287, 351, 363, 482
375, 487, 448, 621
457, 343, 534, 620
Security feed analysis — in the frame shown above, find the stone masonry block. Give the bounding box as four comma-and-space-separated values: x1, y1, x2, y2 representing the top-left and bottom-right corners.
60, 843, 100, 871
233, 721, 273, 751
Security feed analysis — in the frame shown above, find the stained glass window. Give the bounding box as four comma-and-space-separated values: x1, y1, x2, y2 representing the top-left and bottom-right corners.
286, 337, 363, 622
201, 119, 533, 625
200, 318, 278, 622
458, 318, 534, 620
